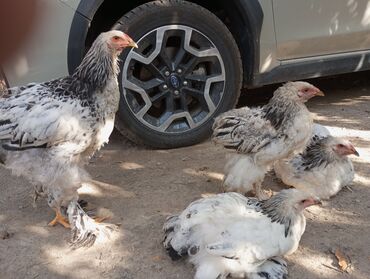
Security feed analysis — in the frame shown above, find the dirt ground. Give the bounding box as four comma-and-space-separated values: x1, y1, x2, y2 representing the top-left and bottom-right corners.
1, 72, 370, 279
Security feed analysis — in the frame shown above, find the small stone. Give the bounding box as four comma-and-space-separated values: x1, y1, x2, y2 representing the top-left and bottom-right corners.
0, 229, 13, 240
198, 166, 209, 171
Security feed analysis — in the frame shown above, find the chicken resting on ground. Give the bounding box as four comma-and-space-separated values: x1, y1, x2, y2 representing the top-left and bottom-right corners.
163, 189, 321, 279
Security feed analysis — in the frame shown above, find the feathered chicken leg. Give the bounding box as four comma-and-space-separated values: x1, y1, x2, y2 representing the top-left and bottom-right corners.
77, 199, 109, 223
48, 209, 70, 228
68, 201, 116, 248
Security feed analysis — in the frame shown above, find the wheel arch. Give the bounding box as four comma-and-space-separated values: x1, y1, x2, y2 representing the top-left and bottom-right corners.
67, 0, 263, 86
221, 0, 263, 86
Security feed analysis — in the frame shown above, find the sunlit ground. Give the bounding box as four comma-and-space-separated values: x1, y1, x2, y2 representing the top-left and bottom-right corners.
1, 72, 370, 278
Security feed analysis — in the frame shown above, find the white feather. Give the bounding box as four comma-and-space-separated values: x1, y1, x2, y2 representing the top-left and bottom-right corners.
222, 154, 267, 193
213, 82, 318, 197
164, 190, 311, 279
274, 124, 355, 199
0, 30, 126, 247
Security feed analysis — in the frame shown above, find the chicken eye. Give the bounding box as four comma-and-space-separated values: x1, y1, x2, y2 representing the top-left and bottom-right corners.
338, 144, 344, 148
113, 36, 120, 41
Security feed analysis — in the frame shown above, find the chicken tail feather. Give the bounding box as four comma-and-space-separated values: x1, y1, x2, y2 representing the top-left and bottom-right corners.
67, 201, 117, 249
163, 215, 188, 261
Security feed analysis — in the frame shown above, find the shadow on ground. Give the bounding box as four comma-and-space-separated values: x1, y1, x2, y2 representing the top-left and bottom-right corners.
1, 71, 370, 278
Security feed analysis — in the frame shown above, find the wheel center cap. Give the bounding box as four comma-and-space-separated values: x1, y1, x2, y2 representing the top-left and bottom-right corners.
169, 74, 180, 89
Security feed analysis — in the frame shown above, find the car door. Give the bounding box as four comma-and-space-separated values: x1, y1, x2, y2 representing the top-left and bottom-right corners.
272, 0, 370, 60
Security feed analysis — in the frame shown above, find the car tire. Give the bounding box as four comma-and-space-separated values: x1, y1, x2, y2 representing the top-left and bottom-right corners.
113, 0, 242, 148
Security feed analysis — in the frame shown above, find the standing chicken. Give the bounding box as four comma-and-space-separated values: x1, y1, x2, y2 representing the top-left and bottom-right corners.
163, 189, 321, 279
212, 82, 324, 199
274, 132, 358, 199
0, 30, 137, 247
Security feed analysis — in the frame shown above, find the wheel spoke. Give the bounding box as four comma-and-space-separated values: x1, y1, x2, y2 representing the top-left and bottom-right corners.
203, 74, 224, 112
159, 51, 173, 70
136, 77, 164, 90
145, 63, 163, 78
128, 27, 166, 65
179, 94, 188, 111
183, 88, 208, 110
173, 47, 186, 69
183, 56, 200, 75
186, 74, 208, 82
165, 94, 175, 113
158, 31, 174, 70
159, 111, 196, 131
184, 28, 220, 58
183, 87, 203, 97
151, 90, 169, 103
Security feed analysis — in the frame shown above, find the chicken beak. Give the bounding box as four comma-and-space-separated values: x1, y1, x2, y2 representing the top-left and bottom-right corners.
315, 90, 325, 97
314, 198, 322, 206
129, 41, 138, 49
353, 149, 360, 157
348, 143, 360, 156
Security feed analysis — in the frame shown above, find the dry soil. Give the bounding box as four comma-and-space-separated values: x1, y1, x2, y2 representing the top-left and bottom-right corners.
1, 73, 370, 279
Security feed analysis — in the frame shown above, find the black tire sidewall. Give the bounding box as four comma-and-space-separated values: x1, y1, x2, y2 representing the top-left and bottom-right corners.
114, 1, 242, 148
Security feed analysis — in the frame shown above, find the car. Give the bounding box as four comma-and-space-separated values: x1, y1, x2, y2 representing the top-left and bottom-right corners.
2, 0, 370, 148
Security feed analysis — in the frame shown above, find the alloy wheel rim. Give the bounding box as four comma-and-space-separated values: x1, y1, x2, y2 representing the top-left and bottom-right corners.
121, 25, 226, 133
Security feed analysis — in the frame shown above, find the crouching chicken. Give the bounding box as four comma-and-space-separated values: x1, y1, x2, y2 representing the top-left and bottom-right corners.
163, 189, 321, 279
274, 124, 358, 199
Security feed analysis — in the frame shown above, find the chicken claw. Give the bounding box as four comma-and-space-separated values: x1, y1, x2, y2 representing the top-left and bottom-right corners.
48, 209, 70, 228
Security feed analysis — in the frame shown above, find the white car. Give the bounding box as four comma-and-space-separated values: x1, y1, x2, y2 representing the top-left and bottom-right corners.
3, 0, 370, 148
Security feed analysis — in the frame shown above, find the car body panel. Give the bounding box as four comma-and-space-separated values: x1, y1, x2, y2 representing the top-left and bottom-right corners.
258, 0, 280, 73
58, 0, 80, 11
2, 0, 370, 89
3, 0, 78, 87
273, 0, 370, 60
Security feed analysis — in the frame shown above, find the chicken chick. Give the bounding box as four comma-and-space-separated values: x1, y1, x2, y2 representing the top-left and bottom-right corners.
163, 189, 321, 279
274, 135, 358, 199
213, 82, 324, 199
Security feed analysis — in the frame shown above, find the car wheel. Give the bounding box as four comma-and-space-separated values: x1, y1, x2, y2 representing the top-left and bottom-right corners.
113, 0, 242, 148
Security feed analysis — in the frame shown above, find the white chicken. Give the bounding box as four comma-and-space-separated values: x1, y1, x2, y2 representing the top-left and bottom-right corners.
212, 82, 324, 199
163, 189, 321, 279
0, 30, 138, 247
274, 125, 358, 199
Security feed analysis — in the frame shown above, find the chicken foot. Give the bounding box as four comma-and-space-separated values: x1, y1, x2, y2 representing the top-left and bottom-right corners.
48, 208, 70, 228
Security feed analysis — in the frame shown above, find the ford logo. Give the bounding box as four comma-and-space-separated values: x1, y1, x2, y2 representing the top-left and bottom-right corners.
170, 75, 180, 89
